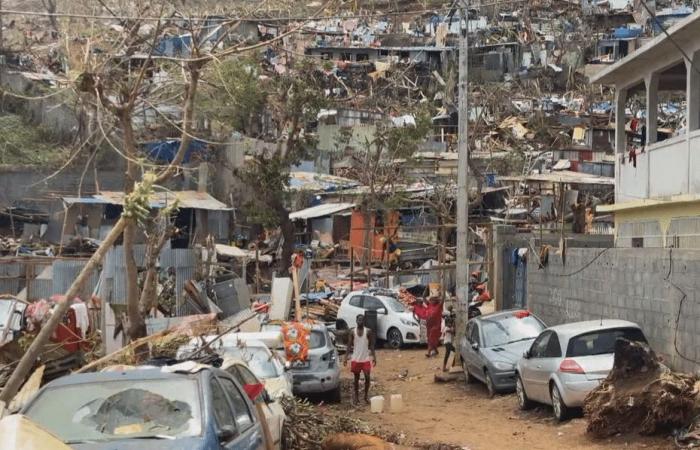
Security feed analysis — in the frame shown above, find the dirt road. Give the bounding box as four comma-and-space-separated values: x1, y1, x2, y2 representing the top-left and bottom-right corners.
332, 348, 674, 450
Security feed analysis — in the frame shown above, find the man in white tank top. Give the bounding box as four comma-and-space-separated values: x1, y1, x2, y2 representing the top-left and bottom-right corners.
344, 314, 376, 405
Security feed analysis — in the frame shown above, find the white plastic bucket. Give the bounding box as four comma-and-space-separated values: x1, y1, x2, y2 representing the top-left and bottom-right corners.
370, 395, 384, 413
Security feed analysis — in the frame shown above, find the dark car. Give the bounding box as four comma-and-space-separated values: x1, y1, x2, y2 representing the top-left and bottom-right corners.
20, 365, 266, 449
460, 309, 546, 397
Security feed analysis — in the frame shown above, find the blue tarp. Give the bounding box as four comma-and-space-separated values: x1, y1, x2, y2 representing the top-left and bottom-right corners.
154, 35, 193, 57
143, 139, 209, 163
612, 26, 642, 39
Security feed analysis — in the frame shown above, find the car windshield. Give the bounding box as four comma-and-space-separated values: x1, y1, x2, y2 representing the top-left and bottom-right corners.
25, 378, 202, 444
481, 315, 545, 348
384, 297, 406, 313
0, 300, 11, 328
567, 327, 647, 357
223, 346, 281, 379
310, 330, 326, 349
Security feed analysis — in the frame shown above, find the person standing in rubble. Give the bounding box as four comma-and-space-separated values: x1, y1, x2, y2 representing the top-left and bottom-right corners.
442, 305, 456, 372
413, 296, 444, 357
344, 314, 376, 405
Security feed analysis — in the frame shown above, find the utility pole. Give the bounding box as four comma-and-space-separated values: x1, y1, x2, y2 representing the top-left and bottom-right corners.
456, 0, 470, 336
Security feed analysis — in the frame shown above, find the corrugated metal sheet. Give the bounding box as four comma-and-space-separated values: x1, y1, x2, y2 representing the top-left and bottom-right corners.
53, 260, 99, 297
207, 210, 230, 240
0, 279, 20, 295
95, 191, 231, 211
27, 279, 53, 300
161, 248, 197, 268
290, 203, 355, 220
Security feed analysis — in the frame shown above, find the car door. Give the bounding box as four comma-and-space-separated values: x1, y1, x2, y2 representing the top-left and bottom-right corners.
363, 296, 389, 339
235, 365, 283, 449
520, 331, 553, 403
467, 321, 487, 381
343, 294, 365, 325
212, 374, 265, 450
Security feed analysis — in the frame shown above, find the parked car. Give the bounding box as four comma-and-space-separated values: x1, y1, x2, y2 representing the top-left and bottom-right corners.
460, 310, 546, 396
516, 320, 647, 421
21, 365, 268, 449
337, 289, 420, 349
178, 336, 292, 400
262, 322, 341, 401
221, 358, 286, 450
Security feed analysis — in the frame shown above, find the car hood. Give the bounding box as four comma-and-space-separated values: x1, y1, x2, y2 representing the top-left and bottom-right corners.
71, 437, 208, 450
482, 340, 535, 366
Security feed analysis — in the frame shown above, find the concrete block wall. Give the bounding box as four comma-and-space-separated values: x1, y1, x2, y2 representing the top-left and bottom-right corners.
528, 247, 700, 373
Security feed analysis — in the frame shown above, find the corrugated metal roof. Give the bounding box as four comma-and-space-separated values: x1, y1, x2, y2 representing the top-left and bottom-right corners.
290, 203, 355, 220
65, 191, 231, 211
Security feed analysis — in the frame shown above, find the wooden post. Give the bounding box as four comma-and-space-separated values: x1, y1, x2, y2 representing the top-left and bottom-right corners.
350, 247, 354, 292
255, 402, 275, 450
292, 267, 302, 322
0, 216, 129, 404
255, 245, 260, 294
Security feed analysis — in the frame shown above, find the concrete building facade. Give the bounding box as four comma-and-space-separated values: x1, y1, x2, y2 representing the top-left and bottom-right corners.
592, 11, 700, 248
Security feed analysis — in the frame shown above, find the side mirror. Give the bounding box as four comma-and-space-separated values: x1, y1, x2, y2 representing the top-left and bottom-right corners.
217, 425, 236, 442
377, 308, 387, 315
471, 342, 479, 351
523, 350, 531, 359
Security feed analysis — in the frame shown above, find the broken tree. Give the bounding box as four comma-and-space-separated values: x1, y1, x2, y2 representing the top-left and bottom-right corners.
584, 339, 700, 437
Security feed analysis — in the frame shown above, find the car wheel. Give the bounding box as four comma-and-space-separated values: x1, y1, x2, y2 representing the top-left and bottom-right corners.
462, 358, 475, 384
550, 383, 570, 421
516, 375, 534, 410
329, 385, 342, 404
485, 370, 497, 398
387, 328, 403, 349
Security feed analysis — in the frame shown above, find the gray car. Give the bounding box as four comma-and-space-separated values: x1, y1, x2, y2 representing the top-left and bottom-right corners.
21, 366, 266, 449
515, 319, 647, 421
460, 310, 546, 397
262, 323, 341, 401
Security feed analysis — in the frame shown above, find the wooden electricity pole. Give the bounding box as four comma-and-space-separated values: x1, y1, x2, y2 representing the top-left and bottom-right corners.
456, 0, 470, 341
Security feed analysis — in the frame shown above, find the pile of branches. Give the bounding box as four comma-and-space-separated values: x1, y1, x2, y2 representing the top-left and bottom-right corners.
280, 396, 462, 450
280, 397, 393, 449
584, 339, 700, 438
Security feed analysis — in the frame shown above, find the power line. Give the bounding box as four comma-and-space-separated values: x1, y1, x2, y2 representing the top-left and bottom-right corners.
0, 0, 529, 23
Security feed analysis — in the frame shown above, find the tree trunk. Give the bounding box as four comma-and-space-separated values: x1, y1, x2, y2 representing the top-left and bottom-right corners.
0, 217, 129, 404
276, 203, 294, 277
120, 113, 146, 342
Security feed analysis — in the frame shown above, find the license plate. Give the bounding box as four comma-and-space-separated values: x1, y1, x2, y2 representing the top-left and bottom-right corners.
292, 360, 309, 369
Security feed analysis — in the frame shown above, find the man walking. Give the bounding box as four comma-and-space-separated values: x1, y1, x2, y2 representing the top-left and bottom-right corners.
344, 314, 376, 405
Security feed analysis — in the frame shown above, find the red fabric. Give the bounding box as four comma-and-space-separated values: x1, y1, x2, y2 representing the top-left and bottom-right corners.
243, 383, 265, 401
351, 361, 372, 374
414, 301, 443, 351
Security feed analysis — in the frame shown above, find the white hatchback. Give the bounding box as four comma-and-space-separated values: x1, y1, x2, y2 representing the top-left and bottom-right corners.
337, 290, 420, 348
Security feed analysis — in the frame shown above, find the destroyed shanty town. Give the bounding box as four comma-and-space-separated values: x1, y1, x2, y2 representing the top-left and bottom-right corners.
4, 0, 700, 449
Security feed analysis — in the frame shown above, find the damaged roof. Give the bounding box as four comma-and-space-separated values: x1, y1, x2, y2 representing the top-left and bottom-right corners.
290, 202, 356, 220
591, 10, 700, 85
64, 191, 231, 211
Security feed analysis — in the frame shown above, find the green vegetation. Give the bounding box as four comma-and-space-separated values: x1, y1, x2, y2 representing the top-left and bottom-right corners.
0, 114, 71, 165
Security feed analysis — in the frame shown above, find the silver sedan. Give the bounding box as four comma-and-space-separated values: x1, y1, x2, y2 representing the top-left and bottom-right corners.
515, 320, 647, 421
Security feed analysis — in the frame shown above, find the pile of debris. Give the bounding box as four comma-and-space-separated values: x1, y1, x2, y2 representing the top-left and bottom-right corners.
303, 299, 340, 322
584, 339, 700, 439
281, 396, 462, 450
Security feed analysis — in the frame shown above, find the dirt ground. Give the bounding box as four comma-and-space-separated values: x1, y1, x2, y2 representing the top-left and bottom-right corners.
330, 348, 676, 450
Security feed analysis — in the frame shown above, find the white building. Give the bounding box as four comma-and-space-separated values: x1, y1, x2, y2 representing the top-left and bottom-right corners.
592, 11, 700, 248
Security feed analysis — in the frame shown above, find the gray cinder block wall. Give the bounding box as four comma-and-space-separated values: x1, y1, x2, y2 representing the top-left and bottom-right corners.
528, 247, 700, 373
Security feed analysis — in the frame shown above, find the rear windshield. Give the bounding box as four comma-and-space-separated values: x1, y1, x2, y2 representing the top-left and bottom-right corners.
310, 330, 326, 349
566, 327, 646, 357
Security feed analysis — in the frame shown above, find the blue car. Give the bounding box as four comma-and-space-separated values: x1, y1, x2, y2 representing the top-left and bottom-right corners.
21, 365, 267, 449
